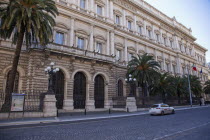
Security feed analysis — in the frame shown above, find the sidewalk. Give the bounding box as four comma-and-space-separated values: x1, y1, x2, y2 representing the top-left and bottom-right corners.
0, 105, 209, 129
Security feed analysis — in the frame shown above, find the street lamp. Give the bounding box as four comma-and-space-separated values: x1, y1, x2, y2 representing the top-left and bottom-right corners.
187, 64, 193, 107
125, 74, 137, 97
44, 62, 59, 95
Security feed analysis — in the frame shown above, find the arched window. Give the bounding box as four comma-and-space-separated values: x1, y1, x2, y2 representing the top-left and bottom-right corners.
5, 70, 19, 93
117, 80, 123, 96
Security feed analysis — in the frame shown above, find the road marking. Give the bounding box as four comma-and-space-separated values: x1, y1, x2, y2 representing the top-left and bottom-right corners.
153, 122, 210, 140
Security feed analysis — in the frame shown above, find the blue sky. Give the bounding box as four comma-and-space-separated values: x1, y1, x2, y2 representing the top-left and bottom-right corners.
144, 0, 210, 62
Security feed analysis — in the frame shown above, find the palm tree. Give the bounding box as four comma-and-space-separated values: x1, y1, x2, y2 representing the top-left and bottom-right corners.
185, 75, 202, 97
0, 0, 58, 110
150, 72, 175, 103
171, 76, 187, 104
204, 80, 210, 94
128, 53, 160, 105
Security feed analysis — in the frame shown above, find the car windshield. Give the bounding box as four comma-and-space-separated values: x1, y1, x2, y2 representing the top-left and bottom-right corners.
151, 105, 159, 108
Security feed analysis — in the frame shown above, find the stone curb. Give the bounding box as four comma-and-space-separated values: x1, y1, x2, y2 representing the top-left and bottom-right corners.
0, 105, 209, 129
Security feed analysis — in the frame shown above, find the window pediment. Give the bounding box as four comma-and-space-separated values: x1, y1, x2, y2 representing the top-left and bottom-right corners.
138, 49, 145, 54
95, 0, 105, 6
157, 56, 163, 60
126, 15, 134, 21
115, 42, 124, 49
128, 46, 136, 52
94, 35, 106, 43
114, 9, 122, 16
154, 30, 160, 34
55, 22, 70, 30
136, 21, 144, 26
75, 29, 89, 38
146, 26, 152, 30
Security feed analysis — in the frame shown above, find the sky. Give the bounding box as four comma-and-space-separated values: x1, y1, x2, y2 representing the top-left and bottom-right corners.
143, 0, 210, 62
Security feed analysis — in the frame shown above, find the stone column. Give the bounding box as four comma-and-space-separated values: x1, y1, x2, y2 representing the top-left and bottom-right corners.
106, 30, 110, 55
169, 55, 173, 73
126, 97, 137, 112
63, 78, 74, 111
104, 81, 112, 109
89, 25, 94, 51
154, 49, 157, 61
143, 19, 147, 37
43, 95, 57, 117
174, 35, 179, 51
123, 9, 126, 28
110, 31, 115, 55
86, 80, 95, 111
160, 28, 164, 45
106, 0, 109, 18
70, 18, 75, 47
162, 53, 166, 71
152, 24, 155, 40
90, 0, 94, 15
124, 38, 128, 62
176, 55, 181, 74
166, 33, 170, 47
134, 15, 137, 32
109, 0, 114, 20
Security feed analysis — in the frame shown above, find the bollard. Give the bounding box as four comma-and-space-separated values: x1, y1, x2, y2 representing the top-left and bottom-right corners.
57, 109, 59, 117
109, 108, 111, 114
84, 109, 87, 115
127, 107, 129, 113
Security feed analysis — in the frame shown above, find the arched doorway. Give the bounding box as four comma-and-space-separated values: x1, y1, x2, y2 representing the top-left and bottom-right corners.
94, 75, 105, 108
5, 70, 19, 93
73, 72, 86, 109
117, 80, 123, 97
52, 70, 65, 109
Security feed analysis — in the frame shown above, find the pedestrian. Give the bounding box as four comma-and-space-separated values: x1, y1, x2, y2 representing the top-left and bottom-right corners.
200, 97, 202, 106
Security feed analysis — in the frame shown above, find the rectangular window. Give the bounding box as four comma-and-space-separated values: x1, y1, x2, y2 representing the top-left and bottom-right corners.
156, 34, 159, 42
163, 37, 167, 45
80, 0, 85, 9
185, 46, 187, 52
55, 32, 64, 45
166, 63, 170, 72
189, 49, 192, 55
97, 5, 102, 15
139, 26, 142, 34
148, 30, 151, 38
170, 40, 173, 47
96, 42, 102, 53
179, 44, 182, 51
77, 37, 85, 49
128, 21, 132, 30
173, 65, 176, 74
116, 49, 121, 60
128, 53, 133, 61
159, 61, 162, 69
116, 15, 120, 24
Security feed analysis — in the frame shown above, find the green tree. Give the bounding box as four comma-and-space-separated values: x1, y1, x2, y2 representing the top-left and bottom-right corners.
127, 53, 160, 105
204, 80, 210, 94
171, 76, 187, 104
185, 75, 202, 97
0, 0, 58, 110
150, 72, 175, 103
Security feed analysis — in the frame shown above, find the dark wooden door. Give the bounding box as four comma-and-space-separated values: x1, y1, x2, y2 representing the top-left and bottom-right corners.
73, 72, 86, 109
94, 75, 104, 108
52, 71, 64, 109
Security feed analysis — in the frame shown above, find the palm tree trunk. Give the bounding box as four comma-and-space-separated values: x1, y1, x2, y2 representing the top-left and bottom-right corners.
142, 83, 145, 105
1, 24, 25, 111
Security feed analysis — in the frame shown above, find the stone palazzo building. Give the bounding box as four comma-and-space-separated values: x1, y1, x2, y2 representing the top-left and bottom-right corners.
0, 0, 209, 111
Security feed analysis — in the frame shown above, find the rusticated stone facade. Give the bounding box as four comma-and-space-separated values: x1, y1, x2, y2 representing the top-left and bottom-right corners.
0, 0, 209, 111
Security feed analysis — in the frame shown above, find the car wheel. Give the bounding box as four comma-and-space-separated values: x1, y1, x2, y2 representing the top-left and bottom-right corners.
172, 110, 175, 114
161, 111, 164, 116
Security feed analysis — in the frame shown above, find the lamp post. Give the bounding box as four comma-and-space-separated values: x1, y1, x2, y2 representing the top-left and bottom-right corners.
125, 74, 137, 97
44, 62, 59, 95
187, 64, 193, 107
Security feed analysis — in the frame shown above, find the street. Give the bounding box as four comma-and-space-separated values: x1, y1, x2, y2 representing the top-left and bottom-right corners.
0, 107, 210, 140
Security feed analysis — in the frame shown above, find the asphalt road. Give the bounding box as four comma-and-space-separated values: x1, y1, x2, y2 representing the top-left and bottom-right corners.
0, 107, 210, 140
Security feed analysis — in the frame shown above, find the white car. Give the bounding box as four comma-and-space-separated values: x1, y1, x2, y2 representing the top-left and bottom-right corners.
149, 103, 175, 115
